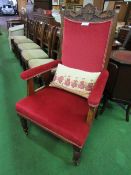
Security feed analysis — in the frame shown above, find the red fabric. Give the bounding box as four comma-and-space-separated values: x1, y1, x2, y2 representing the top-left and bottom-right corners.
112, 50, 131, 64
21, 60, 61, 80
62, 18, 112, 72
88, 70, 109, 107
16, 87, 90, 147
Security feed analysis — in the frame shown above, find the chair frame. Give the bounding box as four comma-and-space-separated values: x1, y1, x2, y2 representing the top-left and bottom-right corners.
16, 4, 116, 165
21, 23, 56, 70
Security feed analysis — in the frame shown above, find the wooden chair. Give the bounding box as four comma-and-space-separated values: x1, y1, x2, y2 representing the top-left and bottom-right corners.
27, 26, 61, 69
11, 19, 37, 57
16, 4, 116, 165
21, 23, 56, 70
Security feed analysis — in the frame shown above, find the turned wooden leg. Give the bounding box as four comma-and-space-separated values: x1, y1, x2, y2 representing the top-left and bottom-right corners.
72, 145, 82, 166
20, 117, 28, 135
126, 105, 131, 122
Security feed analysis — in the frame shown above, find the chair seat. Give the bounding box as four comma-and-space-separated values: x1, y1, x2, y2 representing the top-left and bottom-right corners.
28, 59, 54, 68
12, 36, 27, 40
22, 49, 49, 61
14, 38, 33, 44
18, 43, 40, 51
111, 50, 131, 64
16, 87, 90, 147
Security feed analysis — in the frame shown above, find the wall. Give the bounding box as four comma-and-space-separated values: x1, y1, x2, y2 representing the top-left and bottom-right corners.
17, 0, 27, 13
83, 0, 93, 6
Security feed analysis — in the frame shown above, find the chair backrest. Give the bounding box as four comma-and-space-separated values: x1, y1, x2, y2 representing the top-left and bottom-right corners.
34, 21, 45, 46
61, 4, 115, 72
27, 19, 37, 40
51, 26, 61, 59
42, 24, 56, 57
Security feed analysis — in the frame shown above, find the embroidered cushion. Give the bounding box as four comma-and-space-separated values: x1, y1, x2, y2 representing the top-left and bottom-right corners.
50, 64, 100, 98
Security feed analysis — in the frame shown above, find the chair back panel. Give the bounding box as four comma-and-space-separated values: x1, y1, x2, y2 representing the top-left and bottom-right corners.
62, 18, 112, 72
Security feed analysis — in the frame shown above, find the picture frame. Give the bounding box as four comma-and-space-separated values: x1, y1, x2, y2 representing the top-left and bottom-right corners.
52, 0, 60, 5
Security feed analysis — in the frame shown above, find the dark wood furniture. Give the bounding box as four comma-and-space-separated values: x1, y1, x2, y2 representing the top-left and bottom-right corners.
117, 26, 130, 44
7, 18, 23, 29
102, 51, 131, 122
34, 0, 52, 10
29, 8, 60, 26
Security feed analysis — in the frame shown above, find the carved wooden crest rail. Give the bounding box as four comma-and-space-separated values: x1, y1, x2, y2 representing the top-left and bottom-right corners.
62, 3, 115, 22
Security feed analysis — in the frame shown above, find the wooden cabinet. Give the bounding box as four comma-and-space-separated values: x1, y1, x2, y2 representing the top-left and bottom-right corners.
34, 0, 52, 10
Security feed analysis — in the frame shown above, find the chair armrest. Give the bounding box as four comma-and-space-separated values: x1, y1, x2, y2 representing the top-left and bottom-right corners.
88, 70, 109, 107
21, 60, 61, 80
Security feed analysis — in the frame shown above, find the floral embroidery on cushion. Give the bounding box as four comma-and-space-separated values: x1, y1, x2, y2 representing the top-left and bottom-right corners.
57, 76, 64, 84
71, 80, 78, 88
50, 64, 100, 98
64, 77, 71, 86
78, 80, 85, 89
85, 81, 94, 91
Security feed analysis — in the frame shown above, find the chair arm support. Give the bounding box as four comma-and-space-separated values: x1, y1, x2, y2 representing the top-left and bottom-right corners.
20, 60, 61, 80
88, 70, 109, 107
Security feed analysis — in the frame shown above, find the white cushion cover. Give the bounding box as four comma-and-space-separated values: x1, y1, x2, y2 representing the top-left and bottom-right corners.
50, 64, 100, 98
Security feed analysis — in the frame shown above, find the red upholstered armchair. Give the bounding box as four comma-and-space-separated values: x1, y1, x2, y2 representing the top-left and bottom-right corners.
16, 4, 115, 165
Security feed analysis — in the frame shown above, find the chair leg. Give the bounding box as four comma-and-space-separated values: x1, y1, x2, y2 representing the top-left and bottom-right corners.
126, 105, 131, 122
19, 117, 28, 135
100, 95, 108, 114
72, 145, 82, 166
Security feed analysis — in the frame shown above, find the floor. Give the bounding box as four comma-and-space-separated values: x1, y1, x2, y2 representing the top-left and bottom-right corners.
0, 22, 131, 175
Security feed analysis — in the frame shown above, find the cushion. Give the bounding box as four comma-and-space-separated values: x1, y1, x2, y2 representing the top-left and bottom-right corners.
18, 43, 40, 51
14, 38, 33, 44
28, 59, 54, 68
22, 49, 49, 61
16, 87, 90, 147
12, 36, 27, 40
50, 64, 100, 98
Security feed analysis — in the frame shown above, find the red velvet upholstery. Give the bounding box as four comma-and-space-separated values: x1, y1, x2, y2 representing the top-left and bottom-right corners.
88, 70, 109, 107
16, 87, 90, 147
62, 18, 112, 72
16, 17, 113, 152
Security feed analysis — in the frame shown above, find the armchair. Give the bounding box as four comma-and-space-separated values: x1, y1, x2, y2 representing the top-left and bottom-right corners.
16, 4, 115, 165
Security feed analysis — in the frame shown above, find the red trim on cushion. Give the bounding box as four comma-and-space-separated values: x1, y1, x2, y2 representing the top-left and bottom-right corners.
88, 70, 109, 107
21, 60, 61, 80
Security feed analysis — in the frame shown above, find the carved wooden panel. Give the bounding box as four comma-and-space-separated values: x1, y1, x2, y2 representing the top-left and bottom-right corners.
62, 3, 115, 22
